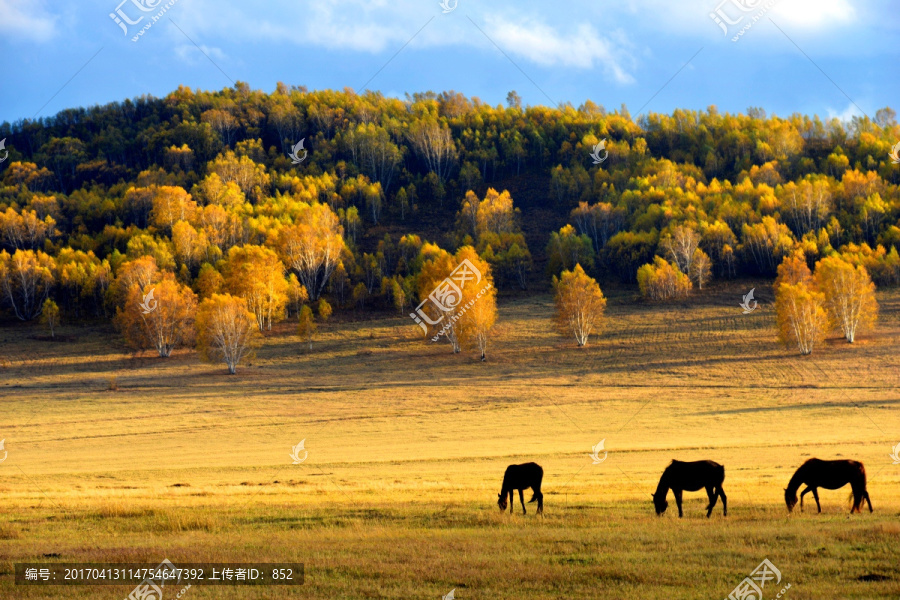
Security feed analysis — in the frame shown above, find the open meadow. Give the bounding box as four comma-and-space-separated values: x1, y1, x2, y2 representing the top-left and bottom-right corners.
1, 281, 899, 599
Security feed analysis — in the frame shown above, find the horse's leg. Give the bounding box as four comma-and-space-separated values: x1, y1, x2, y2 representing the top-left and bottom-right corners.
518, 489, 526, 515
705, 485, 717, 518
719, 486, 727, 517
673, 489, 684, 518
508, 490, 514, 514
799, 486, 812, 512
811, 488, 821, 513
865, 491, 873, 513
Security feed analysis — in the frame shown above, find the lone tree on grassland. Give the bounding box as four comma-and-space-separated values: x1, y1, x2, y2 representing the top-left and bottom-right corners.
814, 255, 878, 343
775, 252, 827, 355
40, 298, 60, 338
297, 304, 318, 350
459, 275, 497, 361
115, 275, 197, 357
195, 293, 260, 374
417, 246, 496, 358
553, 264, 607, 347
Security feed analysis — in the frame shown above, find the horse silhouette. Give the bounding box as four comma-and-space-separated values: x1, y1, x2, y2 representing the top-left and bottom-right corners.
652, 460, 727, 518
784, 458, 872, 514
497, 462, 543, 516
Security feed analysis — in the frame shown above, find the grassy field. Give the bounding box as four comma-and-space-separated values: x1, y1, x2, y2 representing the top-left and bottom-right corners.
1, 280, 899, 599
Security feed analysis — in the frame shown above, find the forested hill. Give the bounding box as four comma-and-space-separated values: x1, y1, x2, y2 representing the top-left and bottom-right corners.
0, 83, 899, 325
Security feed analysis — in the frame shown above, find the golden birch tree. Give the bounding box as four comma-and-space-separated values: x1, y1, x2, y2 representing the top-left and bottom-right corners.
814, 255, 877, 343
775, 253, 827, 355
115, 275, 197, 357
553, 264, 607, 347
223, 245, 289, 331
0, 249, 55, 320
274, 202, 344, 300
195, 293, 259, 374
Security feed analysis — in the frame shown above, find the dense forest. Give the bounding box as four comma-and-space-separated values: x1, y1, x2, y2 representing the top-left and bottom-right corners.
0, 83, 898, 343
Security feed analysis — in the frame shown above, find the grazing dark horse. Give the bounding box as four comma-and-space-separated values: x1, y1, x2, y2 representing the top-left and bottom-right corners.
784, 458, 872, 514
497, 462, 543, 516
652, 460, 727, 518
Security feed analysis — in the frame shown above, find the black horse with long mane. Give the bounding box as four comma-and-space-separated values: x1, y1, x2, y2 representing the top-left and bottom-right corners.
497, 462, 543, 516
652, 460, 727, 518
784, 458, 872, 513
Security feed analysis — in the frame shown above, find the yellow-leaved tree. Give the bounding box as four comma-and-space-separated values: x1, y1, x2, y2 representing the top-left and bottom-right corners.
40, 298, 60, 338
297, 304, 317, 350
273, 201, 344, 300
0, 249, 56, 320
195, 293, 260, 374
223, 244, 289, 331
637, 257, 691, 300
814, 254, 877, 343
775, 252, 827, 355
553, 264, 607, 347
455, 247, 497, 361
417, 245, 496, 358
115, 274, 197, 357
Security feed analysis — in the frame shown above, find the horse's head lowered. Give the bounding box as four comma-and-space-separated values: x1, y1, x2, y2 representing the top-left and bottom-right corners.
784, 488, 798, 512
497, 493, 507, 511
652, 492, 668, 516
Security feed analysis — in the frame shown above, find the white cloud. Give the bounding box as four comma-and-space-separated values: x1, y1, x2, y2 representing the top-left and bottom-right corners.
255, 1, 402, 53
0, 0, 57, 42
827, 102, 865, 123
481, 18, 636, 83
175, 43, 227, 67
617, 0, 856, 37
170, 0, 638, 83
769, 0, 855, 28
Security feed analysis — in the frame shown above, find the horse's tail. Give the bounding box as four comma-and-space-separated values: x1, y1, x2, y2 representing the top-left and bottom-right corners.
528, 492, 538, 503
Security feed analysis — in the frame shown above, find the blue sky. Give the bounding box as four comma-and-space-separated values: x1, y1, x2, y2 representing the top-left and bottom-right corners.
0, 0, 897, 123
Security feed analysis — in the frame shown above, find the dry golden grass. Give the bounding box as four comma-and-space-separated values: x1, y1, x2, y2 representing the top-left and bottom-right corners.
1, 280, 899, 598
